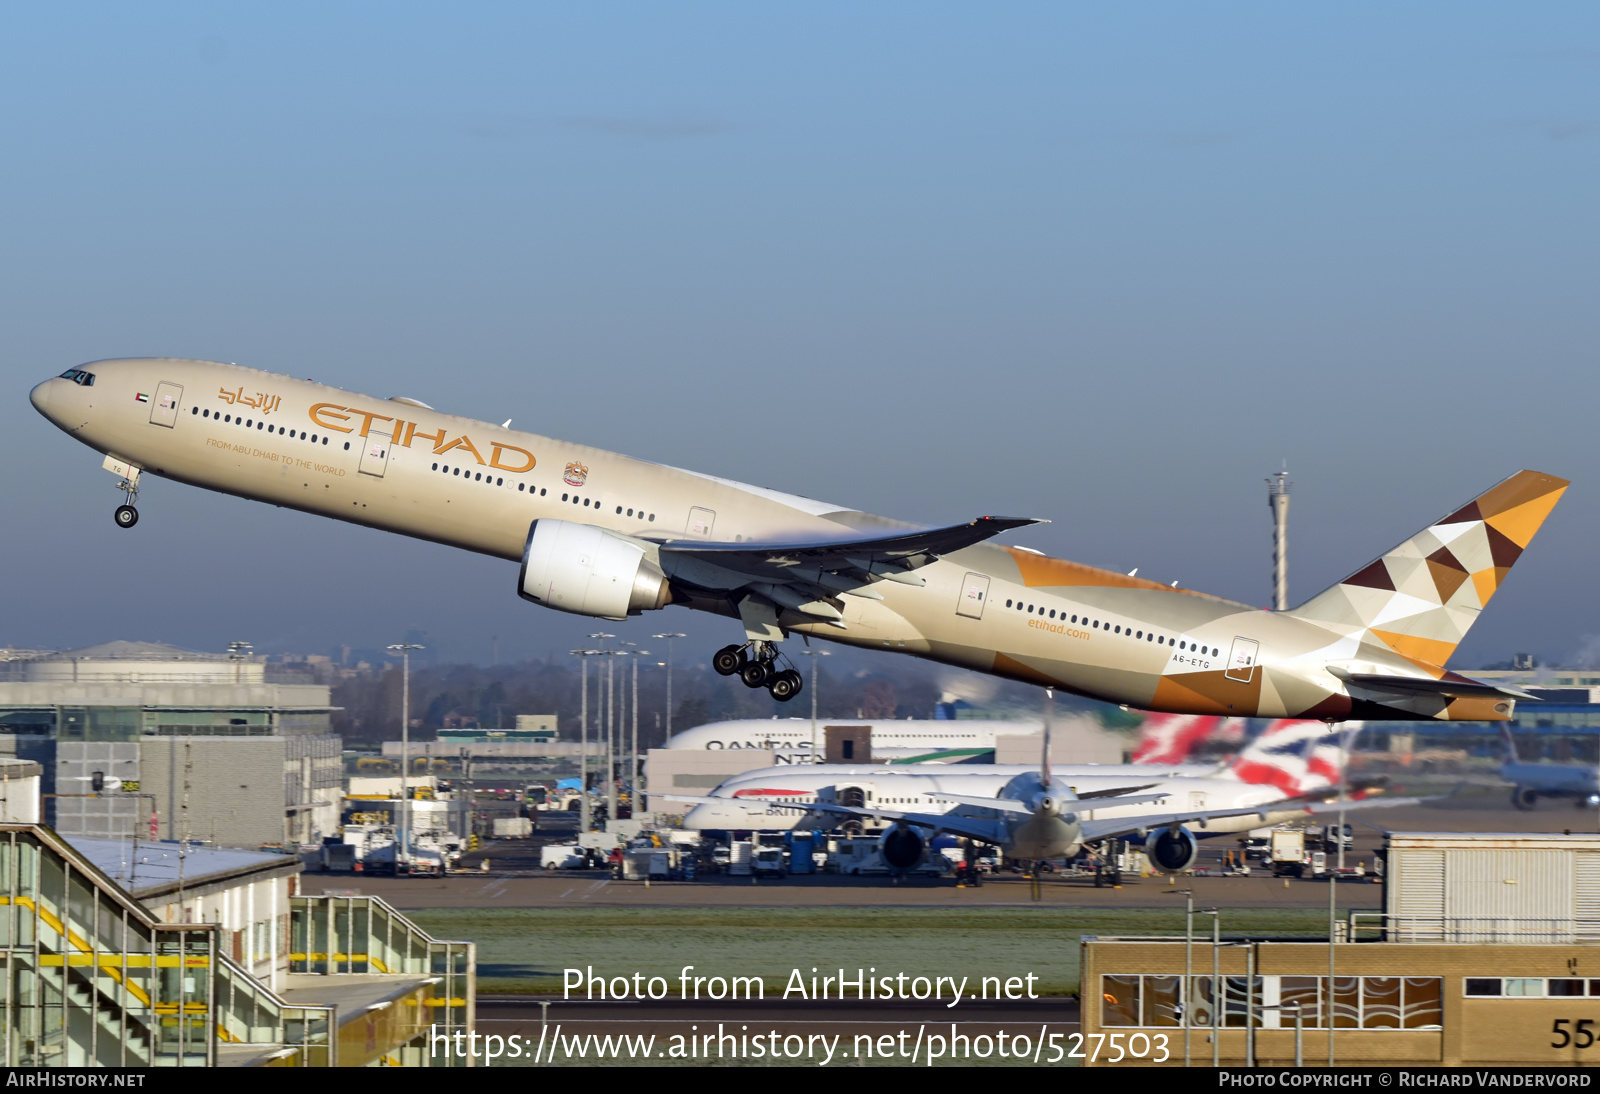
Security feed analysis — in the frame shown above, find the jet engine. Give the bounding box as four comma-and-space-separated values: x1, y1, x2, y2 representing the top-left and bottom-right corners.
1147, 827, 1200, 874
518, 520, 671, 620
881, 823, 927, 870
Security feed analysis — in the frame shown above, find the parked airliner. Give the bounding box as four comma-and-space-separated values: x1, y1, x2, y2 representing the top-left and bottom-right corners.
671, 721, 1382, 871
31, 359, 1565, 718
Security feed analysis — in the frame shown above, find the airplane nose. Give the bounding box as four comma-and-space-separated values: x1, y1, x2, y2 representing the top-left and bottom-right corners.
29, 380, 52, 416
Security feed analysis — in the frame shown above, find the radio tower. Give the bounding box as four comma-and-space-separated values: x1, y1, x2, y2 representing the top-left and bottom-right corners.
1267, 464, 1291, 611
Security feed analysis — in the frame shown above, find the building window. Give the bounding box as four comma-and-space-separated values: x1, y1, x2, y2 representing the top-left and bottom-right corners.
1099, 974, 1442, 1030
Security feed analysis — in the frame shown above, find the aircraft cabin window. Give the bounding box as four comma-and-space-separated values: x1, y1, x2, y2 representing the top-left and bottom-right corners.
257, 422, 263, 429
192, 407, 198, 415
649, 513, 655, 520
246, 419, 253, 427
1136, 630, 1142, 639
542, 489, 548, 496
616, 506, 622, 514
432, 463, 438, 471
562, 493, 568, 501
203, 409, 210, 418
1006, 599, 1012, 607
454, 468, 461, 476
496, 477, 503, 485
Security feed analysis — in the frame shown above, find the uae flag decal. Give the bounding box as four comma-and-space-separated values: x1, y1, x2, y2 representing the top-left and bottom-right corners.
134, 392, 150, 403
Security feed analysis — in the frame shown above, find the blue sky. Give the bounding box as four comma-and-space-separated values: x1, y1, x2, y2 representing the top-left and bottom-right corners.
4, 5, 1598, 668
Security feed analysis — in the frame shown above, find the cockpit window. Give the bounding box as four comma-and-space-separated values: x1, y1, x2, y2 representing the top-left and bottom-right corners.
57, 369, 95, 386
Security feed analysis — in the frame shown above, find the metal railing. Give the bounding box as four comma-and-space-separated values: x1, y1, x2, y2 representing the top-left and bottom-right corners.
1350, 913, 1600, 944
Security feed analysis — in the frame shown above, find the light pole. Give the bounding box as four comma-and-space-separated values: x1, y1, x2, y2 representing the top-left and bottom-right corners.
1168, 888, 1195, 1066
624, 649, 648, 818
386, 643, 425, 872
799, 648, 830, 754
652, 633, 686, 740
226, 641, 253, 684
1199, 908, 1221, 1067
588, 634, 614, 829
570, 649, 599, 833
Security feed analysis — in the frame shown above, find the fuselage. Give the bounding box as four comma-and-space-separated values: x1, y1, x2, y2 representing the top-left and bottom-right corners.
25, 358, 1479, 717
677, 762, 1294, 841
662, 717, 1048, 764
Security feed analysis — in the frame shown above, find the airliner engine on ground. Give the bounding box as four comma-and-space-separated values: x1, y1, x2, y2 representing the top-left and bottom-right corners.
31, 359, 1566, 718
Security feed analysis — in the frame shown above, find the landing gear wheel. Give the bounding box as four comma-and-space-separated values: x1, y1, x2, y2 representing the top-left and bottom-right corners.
740, 659, 773, 689
114, 505, 139, 529
768, 669, 803, 702
1513, 787, 1538, 811
713, 645, 745, 676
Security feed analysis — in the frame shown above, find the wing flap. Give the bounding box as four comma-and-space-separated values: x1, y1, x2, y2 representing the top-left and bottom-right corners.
658, 515, 1046, 596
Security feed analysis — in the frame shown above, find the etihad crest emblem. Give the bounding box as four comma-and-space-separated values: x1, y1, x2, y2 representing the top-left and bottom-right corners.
563, 461, 589, 488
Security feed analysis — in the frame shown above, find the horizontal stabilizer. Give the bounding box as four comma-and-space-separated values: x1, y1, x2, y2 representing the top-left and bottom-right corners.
1329, 667, 1537, 702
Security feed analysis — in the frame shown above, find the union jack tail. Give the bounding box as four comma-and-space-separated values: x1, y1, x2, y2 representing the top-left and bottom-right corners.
1131, 714, 1226, 764
1223, 720, 1361, 797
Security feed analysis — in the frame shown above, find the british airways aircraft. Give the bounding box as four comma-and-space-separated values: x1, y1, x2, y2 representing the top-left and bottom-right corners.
669, 721, 1381, 872
31, 358, 1565, 719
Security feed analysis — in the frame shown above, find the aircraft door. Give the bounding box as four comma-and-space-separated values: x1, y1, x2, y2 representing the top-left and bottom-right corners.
686, 507, 716, 538
1225, 637, 1260, 683
956, 573, 990, 619
149, 383, 183, 428
359, 429, 392, 478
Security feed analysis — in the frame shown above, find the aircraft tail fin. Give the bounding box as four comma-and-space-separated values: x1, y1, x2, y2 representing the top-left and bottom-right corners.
1041, 690, 1053, 784
1224, 720, 1360, 796
1498, 724, 1521, 764
1130, 714, 1223, 765
1287, 470, 1567, 668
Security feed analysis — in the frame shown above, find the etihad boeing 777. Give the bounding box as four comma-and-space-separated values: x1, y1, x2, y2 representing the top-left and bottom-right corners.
30, 358, 1566, 720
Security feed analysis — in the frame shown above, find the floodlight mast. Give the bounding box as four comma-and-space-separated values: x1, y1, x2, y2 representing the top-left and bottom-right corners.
386, 643, 425, 871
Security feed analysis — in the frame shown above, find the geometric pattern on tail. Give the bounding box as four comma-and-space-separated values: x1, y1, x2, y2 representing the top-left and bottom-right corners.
1289, 470, 1568, 668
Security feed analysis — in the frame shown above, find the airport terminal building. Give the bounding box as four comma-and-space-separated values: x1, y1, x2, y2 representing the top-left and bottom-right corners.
0, 642, 342, 847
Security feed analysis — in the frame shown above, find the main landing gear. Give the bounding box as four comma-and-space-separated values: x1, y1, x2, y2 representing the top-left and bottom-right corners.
713, 642, 804, 702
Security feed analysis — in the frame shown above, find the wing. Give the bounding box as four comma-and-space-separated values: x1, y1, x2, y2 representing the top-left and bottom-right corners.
926, 788, 1172, 814
717, 795, 1016, 846
655, 516, 1045, 624
1080, 793, 1422, 843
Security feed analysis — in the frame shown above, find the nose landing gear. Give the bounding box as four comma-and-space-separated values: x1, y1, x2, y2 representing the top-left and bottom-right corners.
713, 642, 804, 703
110, 465, 141, 529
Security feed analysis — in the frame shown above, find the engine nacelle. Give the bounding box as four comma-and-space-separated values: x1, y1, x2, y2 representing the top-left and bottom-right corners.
881, 823, 927, 870
1147, 827, 1200, 874
518, 520, 671, 620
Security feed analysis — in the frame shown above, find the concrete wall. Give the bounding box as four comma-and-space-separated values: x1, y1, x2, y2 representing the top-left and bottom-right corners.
141, 737, 288, 847
644, 748, 776, 813
994, 722, 1128, 765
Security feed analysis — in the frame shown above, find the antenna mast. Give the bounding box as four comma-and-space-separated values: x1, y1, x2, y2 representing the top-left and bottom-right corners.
1267, 464, 1292, 611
